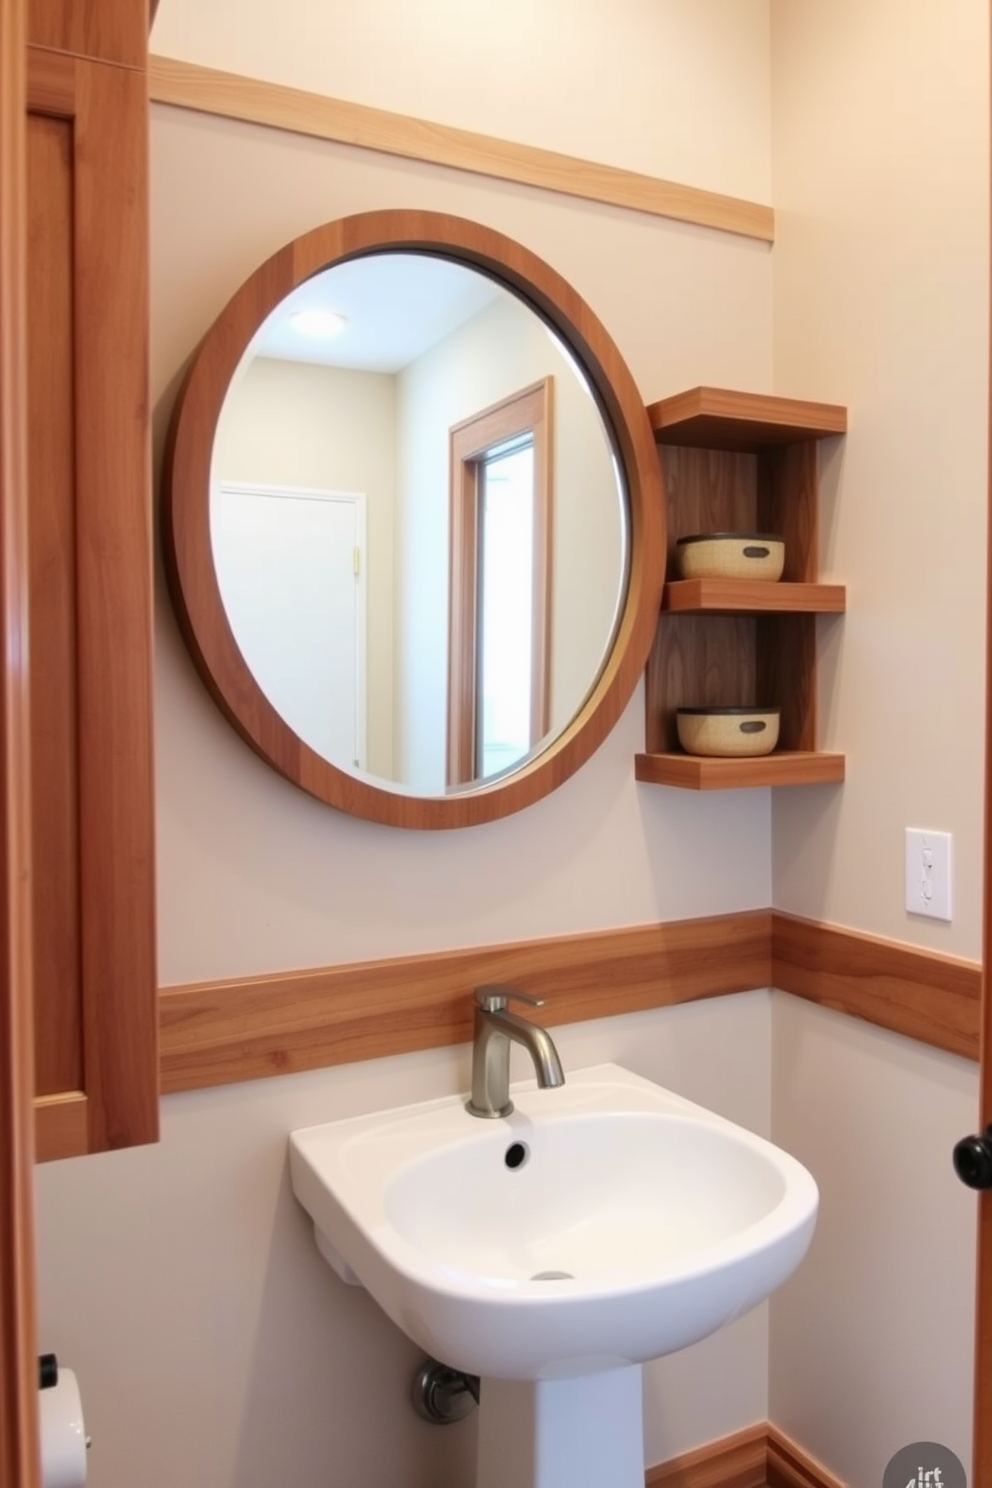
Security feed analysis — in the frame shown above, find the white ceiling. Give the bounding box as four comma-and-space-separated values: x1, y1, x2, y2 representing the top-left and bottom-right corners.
249, 252, 503, 373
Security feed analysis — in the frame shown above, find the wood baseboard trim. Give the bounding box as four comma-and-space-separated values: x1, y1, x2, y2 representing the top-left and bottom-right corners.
771, 911, 981, 1061
765, 1424, 850, 1488
646, 1423, 849, 1488
147, 54, 775, 243
158, 910, 772, 1094
646, 1423, 768, 1488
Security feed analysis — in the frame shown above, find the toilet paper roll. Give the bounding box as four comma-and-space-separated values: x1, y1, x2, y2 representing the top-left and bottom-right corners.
40, 1368, 87, 1488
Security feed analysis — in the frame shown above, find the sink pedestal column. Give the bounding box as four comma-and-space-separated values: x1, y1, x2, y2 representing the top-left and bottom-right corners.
476, 1367, 643, 1488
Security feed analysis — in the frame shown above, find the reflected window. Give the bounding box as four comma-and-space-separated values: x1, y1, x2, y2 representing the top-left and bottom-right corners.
447, 379, 553, 786
478, 439, 535, 777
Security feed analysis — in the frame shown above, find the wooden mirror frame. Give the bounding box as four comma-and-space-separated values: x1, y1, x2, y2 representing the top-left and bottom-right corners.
162, 209, 665, 829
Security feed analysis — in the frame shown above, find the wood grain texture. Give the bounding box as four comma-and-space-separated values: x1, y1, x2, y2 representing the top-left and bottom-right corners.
26, 107, 82, 1095
34, 1092, 87, 1162
977, 19, 992, 1468
645, 1423, 849, 1488
71, 54, 158, 1150
772, 911, 981, 1061
635, 751, 845, 790
765, 1426, 849, 1488
645, 390, 847, 790
147, 55, 774, 242
28, 0, 146, 69
757, 444, 819, 584
157, 909, 978, 1103
643, 613, 758, 753
0, 0, 41, 1472
756, 615, 816, 752
26, 43, 158, 1153
661, 447, 759, 580
663, 581, 845, 616
645, 1424, 768, 1488
649, 388, 847, 450
162, 209, 666, 829
159, 912, 772, 1094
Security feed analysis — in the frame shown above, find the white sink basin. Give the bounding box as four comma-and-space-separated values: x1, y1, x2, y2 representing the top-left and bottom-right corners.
289, 1063, 818, 1382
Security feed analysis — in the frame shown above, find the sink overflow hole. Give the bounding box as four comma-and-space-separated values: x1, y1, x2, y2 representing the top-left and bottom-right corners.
504, 1141, 529, 1170
531, 1270, 574, 1281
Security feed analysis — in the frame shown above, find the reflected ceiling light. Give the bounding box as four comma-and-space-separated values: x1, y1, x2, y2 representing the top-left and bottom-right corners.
290, 308, 347, 339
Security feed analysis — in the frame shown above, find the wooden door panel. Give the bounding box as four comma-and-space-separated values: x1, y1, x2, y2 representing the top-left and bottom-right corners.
27, 43, 157, 1159
0, 0, 41, 1476
26, 108, 82, 1098
27, 0, 147, 70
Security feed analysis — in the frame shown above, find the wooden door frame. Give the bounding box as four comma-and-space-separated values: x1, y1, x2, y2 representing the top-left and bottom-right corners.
0, 0, 41, 1478
446, 377, 553, 786
977, 19, 992, 1466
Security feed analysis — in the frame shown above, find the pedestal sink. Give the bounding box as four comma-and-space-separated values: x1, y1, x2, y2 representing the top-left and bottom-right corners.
289, 1064, 818, 1488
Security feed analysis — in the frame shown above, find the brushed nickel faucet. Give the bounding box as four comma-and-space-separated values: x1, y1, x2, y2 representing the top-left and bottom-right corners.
465, 986, 565, 1119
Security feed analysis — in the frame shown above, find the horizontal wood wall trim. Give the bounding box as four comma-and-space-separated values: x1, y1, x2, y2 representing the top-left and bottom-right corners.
645, 1422, 849, 1488
771, 911, 981, 1061
34, 1092, 88, 1163
147, 54, 775, 243
158, 911, 772, 1095
157, 910, 981, 1099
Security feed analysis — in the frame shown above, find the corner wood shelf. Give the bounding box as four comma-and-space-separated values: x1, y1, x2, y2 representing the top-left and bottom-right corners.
636, 387, 847, 791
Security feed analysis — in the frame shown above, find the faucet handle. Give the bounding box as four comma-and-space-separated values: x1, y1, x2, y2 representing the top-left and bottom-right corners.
473, 985, 545, 1013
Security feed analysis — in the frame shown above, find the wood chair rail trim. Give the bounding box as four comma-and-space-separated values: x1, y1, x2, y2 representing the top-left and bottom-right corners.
94, 907, 984, 1128
147, 54, 775, 243
157, 910, 773, 1095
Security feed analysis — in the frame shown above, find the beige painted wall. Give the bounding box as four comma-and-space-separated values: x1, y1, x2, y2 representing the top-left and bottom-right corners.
770, 996, 977, 1482
770, 0, 989, 958
31, 2, 987, 1486
766, 2, 987, 1480
150, 0, 774, 199
149, 106, 774, 988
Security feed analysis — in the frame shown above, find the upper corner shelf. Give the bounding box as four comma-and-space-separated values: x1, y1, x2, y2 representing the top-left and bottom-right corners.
640, 385, 848, 791
646, 386, 848, 451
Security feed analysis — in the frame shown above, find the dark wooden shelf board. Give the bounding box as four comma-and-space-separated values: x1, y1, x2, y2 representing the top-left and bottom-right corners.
648, 387, 847, 451
662, 579, 846, 614
634, 750, 846, 790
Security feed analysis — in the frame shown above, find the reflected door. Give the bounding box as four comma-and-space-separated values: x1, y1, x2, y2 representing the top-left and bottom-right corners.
214, 485, 367, 768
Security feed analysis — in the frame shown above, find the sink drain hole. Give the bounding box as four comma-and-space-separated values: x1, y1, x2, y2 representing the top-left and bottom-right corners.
531, 1270, 574, 1281
504, 1141, 529, 1170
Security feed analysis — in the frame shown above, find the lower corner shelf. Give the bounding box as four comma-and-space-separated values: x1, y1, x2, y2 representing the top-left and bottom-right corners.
634, 751, 846, 791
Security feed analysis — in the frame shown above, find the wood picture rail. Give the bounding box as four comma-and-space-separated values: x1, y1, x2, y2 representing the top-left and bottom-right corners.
147, 54, 776, 243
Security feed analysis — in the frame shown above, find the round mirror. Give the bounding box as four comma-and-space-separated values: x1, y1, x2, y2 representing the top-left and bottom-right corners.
163, 211, 665, 828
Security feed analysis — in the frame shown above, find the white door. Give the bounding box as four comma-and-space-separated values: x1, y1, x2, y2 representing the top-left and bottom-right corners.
213, 484, 367, 768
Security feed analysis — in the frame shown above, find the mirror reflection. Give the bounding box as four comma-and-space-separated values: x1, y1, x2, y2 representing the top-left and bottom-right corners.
210, 253, 628, 796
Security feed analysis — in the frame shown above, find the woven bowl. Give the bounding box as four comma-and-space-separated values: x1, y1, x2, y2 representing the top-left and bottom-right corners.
676, 533, 785, 582
676, 707, 781, 758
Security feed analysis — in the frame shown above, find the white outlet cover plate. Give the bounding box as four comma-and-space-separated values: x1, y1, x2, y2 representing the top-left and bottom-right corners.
905, 828, 952, 921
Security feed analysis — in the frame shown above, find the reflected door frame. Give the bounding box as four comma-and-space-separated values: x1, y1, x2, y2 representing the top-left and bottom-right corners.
446, 377, 553, 786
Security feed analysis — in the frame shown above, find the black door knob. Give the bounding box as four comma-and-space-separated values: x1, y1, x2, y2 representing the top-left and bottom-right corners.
953, 1125, 992, 1189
